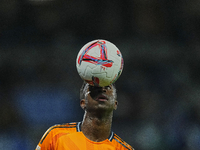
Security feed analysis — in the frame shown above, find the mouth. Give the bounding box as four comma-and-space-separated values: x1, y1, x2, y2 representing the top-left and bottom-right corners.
95, 94, 108, 101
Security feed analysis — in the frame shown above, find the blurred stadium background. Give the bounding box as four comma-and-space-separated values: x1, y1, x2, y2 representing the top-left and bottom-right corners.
0, 0, 200, 150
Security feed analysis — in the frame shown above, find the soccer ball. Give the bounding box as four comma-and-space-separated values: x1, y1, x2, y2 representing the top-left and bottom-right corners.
76, 39, 123, 87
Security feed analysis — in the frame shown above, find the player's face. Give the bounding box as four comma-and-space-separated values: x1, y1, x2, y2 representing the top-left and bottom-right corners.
81, 84, 117, 112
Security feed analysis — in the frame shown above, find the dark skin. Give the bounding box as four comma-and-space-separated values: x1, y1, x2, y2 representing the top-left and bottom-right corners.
80, 84, 118, 142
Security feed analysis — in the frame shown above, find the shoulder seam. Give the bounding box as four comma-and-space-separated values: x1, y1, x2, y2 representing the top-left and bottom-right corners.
113, 134, 133, 150
40, 122, 77, 144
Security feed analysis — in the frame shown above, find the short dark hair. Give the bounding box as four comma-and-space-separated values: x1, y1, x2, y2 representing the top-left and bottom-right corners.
80, 82, 117, 100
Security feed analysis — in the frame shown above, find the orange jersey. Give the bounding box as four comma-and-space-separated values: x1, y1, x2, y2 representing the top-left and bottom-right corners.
36, 122, 134, 150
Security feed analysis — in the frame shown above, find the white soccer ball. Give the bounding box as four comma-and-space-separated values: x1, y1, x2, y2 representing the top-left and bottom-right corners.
76, 39, 124, 87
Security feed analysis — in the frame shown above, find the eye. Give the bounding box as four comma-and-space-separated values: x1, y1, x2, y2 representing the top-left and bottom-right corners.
105, 85, 112, 90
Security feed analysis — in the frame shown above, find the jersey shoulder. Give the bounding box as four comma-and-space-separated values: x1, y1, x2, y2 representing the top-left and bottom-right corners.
39, 122, 78, 145
112, 133, 134, 150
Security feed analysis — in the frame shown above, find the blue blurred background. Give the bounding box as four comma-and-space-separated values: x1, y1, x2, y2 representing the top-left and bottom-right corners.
0, 0, 200, 150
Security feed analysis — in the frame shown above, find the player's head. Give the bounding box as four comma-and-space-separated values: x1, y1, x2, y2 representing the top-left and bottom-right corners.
80, 82, 118, 112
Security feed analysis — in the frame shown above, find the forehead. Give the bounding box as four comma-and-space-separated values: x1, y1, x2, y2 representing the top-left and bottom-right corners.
83, 83, 115, 91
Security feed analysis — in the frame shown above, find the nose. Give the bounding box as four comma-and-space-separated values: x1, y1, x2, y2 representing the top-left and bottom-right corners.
95, 86, 106, 93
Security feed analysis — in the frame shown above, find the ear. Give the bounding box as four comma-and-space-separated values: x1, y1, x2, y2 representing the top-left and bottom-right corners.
80, 99, 86, 110
114, 100, 118, 110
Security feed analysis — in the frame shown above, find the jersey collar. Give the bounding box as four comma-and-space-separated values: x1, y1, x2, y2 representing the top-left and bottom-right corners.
76, 122, 114, 142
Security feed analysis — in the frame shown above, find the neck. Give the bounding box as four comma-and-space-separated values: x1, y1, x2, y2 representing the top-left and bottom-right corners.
81, 111, 113, 142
